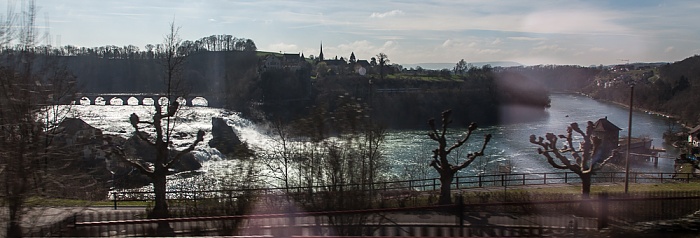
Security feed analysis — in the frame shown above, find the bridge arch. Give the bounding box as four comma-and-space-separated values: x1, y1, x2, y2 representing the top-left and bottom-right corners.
191, 97, 208, 107
109, 97, 124, 105
94, 97, 106, 105
176, 97, 187, 106
158, 97, 169, 106
142, 97, 155, 106
127, 97, 140, 105
79, 97, 91, 105
73, 93, 211, 107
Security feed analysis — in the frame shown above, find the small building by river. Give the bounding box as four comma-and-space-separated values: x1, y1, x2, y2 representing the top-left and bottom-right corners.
592, 117, 663, 165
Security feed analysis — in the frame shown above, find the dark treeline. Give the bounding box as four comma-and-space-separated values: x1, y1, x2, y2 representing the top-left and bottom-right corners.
54, 51, 259, 99
2, 34, 257, 59
274, 65, 552, 130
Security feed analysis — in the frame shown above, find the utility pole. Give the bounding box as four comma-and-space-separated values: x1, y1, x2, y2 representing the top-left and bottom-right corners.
624, 84, 634, 193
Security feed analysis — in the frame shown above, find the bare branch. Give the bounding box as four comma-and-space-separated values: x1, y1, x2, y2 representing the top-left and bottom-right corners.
165, 130, 205, 168
429, 160, 441, 171
446, 122, 477, 154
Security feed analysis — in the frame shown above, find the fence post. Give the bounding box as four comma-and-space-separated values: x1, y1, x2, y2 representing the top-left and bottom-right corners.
432, 179, 436, 191
113, 191, 118, 210
565, 173, 568, 183
478, 174, 482, 187
544, 173, 547, 185
456, 177, 460, 189
522, 174, 525, 185
456, 194, 464, 237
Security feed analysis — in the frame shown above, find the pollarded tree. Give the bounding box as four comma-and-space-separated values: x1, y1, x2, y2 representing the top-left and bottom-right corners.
529, 121, 616, 200
125, 103, 204, 220
105, 22, 204, 235
428, 110, 491, 204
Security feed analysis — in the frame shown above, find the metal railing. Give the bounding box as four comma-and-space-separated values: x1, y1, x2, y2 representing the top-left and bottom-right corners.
65, 191, 700, 237
111, 171, 695, 205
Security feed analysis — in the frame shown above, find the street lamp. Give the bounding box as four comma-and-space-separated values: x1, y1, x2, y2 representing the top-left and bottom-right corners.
624, 84, 634, 194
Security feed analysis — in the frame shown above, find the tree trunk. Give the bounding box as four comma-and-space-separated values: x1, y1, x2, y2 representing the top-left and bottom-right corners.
438, 171, 454, 205
578, 173, 595, 216
581, 173, 591, 199
7, 200, 22, 238
149, 170, 173, 235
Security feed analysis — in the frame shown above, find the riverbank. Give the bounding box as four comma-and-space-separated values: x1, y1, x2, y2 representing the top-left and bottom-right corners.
579, 92, 680, 124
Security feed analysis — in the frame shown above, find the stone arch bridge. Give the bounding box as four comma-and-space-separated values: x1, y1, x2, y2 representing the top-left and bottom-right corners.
75, 93, 211, 107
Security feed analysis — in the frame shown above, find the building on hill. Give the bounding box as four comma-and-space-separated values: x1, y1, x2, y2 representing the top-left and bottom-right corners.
307, 42, 381, 76
261, 53, 308, 72
262, 54, 281, 70
355, 60, 371, 74
318, 42, 324, 61
323, 58, 347, 74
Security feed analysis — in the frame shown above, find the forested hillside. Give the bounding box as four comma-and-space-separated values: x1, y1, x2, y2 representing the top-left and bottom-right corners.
291, 66, 552, 129
583, 55, 700, 126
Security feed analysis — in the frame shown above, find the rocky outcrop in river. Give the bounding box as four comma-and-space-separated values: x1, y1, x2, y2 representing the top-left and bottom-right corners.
208, 117, 242, 155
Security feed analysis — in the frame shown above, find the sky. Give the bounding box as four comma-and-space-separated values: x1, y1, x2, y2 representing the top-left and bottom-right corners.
12, 0, 700, 66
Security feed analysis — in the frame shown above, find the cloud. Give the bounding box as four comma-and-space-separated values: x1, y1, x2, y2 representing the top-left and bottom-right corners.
370, 10, 404, 18
518, 7, 634, 36
532, 44, 566, 53
476, 49, 502, 55
441, 39, 456, 48
508, 36, 546, 41
441, 39, 475, 48
590, 47, 607, 52
330, 40, 399, 60
664, 46, 675, 53
268, 43, 299, 53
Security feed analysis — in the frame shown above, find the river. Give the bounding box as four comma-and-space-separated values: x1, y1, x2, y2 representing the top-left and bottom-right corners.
66, 93, 680, 191
382, 93, 680, 180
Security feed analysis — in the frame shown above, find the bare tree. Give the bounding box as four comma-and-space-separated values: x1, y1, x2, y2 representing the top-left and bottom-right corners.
106, 21, 204, 234
529, 121, 616, 200
453, 59, 470, 76
428, 110, 491, 204
0, 1, 83, 236
376, 53, 389, 80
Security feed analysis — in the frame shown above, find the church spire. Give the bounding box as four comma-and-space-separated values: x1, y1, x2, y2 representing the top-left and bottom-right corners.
319, 42, 324, 61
